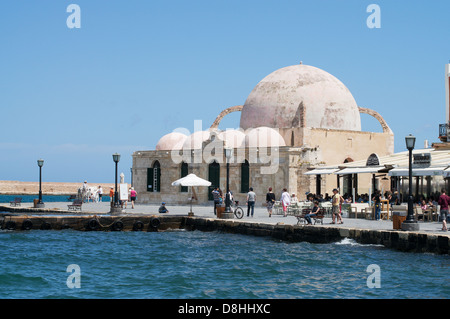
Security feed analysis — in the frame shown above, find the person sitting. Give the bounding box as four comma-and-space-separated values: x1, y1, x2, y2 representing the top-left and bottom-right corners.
426, 198, 434, 208
291, 194, 298, 204
420, 199, 428, 211
158, 202, 169, 214
305, 201, 320, 225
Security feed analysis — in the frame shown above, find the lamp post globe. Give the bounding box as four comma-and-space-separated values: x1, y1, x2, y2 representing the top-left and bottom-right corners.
402, 134, 419, 231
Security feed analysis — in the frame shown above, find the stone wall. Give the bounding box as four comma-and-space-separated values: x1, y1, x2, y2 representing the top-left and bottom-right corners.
184, 217, 450, 255
132, 146, 323, 205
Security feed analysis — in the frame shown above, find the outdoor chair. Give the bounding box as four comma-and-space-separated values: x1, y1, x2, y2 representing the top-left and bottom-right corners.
273, 201, 282, 215
414, 206, 424, 221
10, 197, 22, 207
287, 202, 299, 216
312, 208, 325, 225
295, 208, 309, 225
68, 199, 83, 211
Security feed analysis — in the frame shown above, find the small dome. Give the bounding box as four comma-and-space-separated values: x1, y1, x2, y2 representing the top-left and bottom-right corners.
245, 127, 286, 148
183, 130, 212, 149
240, 64, 361, 131
155, 132, 187, 151
218, 129, 246, 148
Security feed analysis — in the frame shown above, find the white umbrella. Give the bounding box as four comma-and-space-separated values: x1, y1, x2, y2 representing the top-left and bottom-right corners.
171, 174, 211, 214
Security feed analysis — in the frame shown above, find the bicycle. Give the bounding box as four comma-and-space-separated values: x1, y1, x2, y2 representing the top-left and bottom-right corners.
231, 200, 244, 219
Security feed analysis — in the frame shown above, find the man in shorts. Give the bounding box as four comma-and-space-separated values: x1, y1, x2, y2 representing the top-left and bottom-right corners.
331, 188, 343, 224
438, 188, 449, 231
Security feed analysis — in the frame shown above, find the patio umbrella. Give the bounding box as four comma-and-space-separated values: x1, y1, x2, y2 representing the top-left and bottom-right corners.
171, 174, 211, 214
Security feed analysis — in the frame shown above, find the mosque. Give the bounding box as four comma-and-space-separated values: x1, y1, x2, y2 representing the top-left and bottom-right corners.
132, 63, 394, 205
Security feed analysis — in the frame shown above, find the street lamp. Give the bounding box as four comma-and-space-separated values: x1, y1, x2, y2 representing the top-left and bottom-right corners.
222, 147, 234, 219
111, 153, 122, 214
36, 159, 45, 208
402, 134, 419, 231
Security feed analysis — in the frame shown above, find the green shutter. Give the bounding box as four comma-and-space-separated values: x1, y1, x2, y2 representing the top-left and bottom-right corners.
208, 161, 220, 200
181, 162, 188, 193
241, 161, 249, 193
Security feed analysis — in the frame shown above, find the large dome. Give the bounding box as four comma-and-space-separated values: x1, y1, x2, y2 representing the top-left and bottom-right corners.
240, 64, 361, 131
155, 132, 187, 151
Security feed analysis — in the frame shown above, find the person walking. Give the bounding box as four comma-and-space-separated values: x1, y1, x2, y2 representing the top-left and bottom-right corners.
281, 188, 290, 217
82, 181, 89, 203
212, 188, 221, 215
247, 187, 256, 217
331, 188, 344, 224
438, 188, 449, 231
372, 190, 381, 220
97, 186, 103, 202
266, 187, 276, 217
109, 187, 114, 208
130, 187, 137, 209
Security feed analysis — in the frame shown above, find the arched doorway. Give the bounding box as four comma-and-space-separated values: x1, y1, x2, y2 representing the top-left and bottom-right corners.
208, 161, 220, 200
147, 160, 161, 192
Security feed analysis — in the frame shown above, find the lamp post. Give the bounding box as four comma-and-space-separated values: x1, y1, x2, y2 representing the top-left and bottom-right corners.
36, 159, 45, 208
111, 153, 122, 214
402, 134, 419, 231
222, 147, 234, 219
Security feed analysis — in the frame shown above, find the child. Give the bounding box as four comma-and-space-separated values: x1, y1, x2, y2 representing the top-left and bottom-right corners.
159, 202, 169, 214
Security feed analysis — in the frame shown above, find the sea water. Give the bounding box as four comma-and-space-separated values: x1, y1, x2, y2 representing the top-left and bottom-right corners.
0, 194, 111, 203
0, 230, 448, 299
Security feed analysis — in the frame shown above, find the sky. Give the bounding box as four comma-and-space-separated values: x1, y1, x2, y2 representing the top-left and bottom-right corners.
0, 0, 449, 184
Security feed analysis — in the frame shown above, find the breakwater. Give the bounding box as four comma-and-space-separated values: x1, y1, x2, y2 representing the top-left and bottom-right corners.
184, 217, 450, 255
0, 213, 449, 255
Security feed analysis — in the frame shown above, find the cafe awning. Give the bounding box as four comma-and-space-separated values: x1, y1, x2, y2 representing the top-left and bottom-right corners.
334, 166, 385, 175
388, 166, 447, 177
304, 168, 339, 175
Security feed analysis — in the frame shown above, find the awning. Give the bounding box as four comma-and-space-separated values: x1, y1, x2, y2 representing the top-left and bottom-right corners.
304, 168, 339, 175
444, 167, 450, 178
388, 166, 447, 177
334, 166, 385, 175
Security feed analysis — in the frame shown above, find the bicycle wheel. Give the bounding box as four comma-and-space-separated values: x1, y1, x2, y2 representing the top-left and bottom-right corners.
234, 207, 244, 219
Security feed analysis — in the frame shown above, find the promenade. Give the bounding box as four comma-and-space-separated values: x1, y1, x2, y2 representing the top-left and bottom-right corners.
2, 201, 448, 236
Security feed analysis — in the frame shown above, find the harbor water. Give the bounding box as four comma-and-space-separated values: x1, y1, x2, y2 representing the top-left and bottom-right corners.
0, 194, 110, 203
0, 229, 448, 299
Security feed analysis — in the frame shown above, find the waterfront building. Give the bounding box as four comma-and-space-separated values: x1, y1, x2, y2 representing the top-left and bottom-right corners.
132, 63, 394, 205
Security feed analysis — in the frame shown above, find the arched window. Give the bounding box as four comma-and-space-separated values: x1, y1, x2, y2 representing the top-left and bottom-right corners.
180, 162, 188, 193
147, 160, 161, 192
241, 160, 250, 193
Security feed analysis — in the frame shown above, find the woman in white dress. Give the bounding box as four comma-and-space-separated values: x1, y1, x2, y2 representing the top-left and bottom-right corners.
280, 188, 291, 217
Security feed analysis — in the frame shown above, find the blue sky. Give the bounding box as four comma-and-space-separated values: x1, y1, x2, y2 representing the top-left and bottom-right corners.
0, 0, 449, 183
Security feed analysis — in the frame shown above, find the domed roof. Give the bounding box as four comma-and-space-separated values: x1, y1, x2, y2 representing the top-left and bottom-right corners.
155, 132, 187, 151
218, 129, 246, 148
245, 127, 286, 148
183, 130, 212, 149
240, 64, 361, 131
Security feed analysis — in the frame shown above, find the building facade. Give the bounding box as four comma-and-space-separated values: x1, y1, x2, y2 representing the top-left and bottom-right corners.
132, 64, 394, 205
